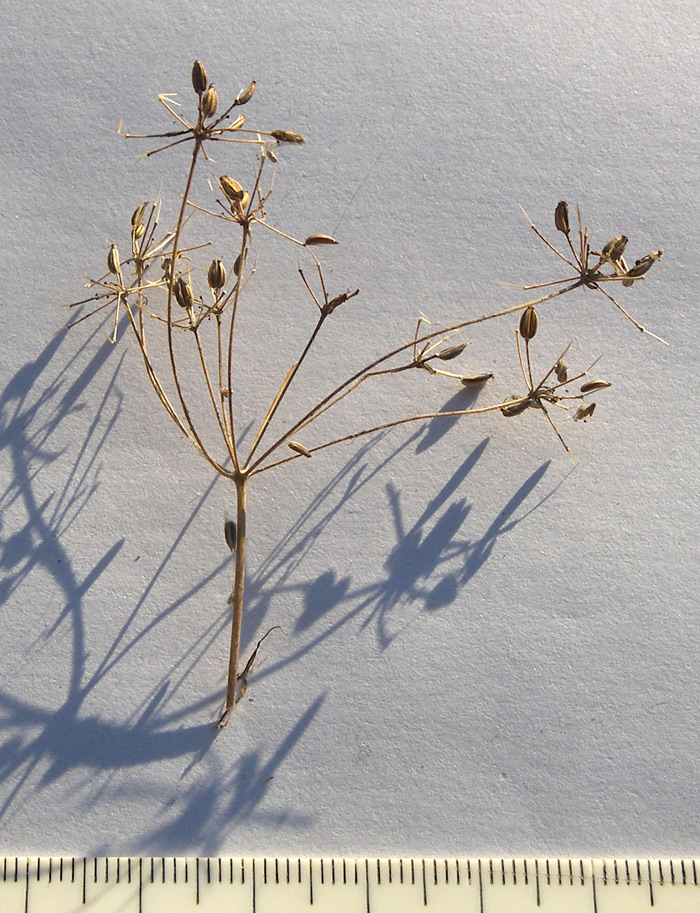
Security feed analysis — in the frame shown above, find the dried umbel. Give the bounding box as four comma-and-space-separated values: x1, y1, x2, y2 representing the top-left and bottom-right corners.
60, 60, 667, 728
515, 202, 666, 342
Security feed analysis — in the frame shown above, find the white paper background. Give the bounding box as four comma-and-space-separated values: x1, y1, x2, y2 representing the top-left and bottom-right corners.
1, 0, 698, 856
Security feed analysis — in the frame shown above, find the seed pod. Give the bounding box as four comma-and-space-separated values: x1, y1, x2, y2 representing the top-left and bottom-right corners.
236, 80, 256, 106
107, 243, 120, 275
554, 359, 568, 383
519, 305, 538, 340
574, 402, 596, 422
270, 129, 306, 144
580, 379, 611, 394
132, 223, 145, 240
233, 250, 247, 277
304, 234, 339, 246
228, 114, 245, 131
207, 259, 226, 290
224, 518, 237, 552
623, 249, 663, 282
437, 343, 467, 361
192, 60, 208, 95
219, 175, 245, 202
554, 201, 569, 234
174, 276, 195, 309
288, 440, 312, 458
131, 201, 148, 229
201, 85, 218, 119
460, 372, 493, 386
501, 397, 531, 417
602, 235, 628, 262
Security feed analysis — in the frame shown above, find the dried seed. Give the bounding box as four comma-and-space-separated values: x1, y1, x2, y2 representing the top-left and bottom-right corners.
265, 146, 278, 163
501, 396, 531, 417
191, 60, 208, 95
219, 175, 245, 202
131, 201, 148, 228
460, 372, 493, 386
236, 80, 256, 106
207, 259, 226, 290
270, 129, 306, 144
174, 276, 195, 309
519, 305, 538, 340
602, 235, 628, 262
579, 379, 611, 393
201, 85, 218, 119
233, 250, 247, 277
555, 359, 568, 383
107, 243, 120, 275
304, 234, 339, 246
224, 518, 237, 552
227, 114, 245, 131
554, 200, 569, 234
437, 343, 467, 361
288, 440, 312, 457
622, 250, 663, 286
574, 402, 596, 421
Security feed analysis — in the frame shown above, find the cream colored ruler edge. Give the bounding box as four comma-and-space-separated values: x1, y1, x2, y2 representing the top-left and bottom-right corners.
1, 857, 698, 913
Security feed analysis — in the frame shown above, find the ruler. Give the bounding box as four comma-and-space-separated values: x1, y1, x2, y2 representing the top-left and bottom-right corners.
1, 857, 698, 913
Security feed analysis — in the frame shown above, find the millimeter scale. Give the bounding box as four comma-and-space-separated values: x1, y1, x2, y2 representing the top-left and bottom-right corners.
1, 857, 698, 913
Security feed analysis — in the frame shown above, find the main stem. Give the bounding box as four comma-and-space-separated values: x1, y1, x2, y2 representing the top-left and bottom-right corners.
217, 472, 248, 728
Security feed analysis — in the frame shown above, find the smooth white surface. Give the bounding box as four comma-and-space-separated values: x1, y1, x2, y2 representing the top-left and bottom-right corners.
0, 0, 698, 856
